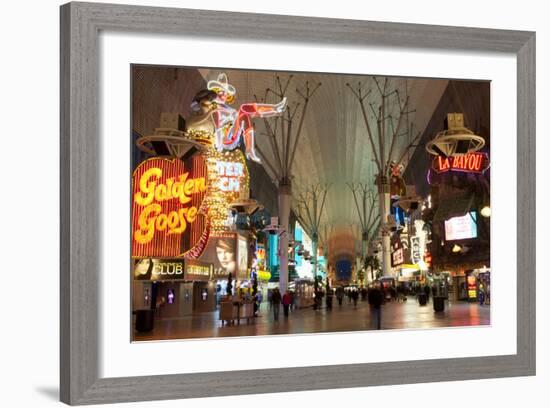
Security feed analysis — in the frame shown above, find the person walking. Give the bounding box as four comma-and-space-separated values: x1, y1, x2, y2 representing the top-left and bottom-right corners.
267, 289, 273, 310
254, 290, 263, 316
368, 284, 384, 330
336, 287, 344, 306
271, 288, 282, 321
390, 285, 397, 302
326, 288, 333, 311
478, 285, 486, 306
282, 290, 292, 318
424, 283, 431, 303
351, 288, 359, 309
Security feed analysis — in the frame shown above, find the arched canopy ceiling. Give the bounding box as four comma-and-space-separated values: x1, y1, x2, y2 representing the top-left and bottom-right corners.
199, 68, 447, 261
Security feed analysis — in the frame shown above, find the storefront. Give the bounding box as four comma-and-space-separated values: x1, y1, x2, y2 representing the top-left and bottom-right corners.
185, 260, 216, 312
477, 266, 491, 305
397, 264, 421, 290
292, 279, 315, 308
133, 258, 193, 318
451, 266, 490, 302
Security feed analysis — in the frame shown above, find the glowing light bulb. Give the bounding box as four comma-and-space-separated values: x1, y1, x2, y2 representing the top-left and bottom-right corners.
480, 206, 491, 217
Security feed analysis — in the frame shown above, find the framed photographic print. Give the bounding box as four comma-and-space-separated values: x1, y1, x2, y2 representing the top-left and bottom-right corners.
60, 1, 535, 405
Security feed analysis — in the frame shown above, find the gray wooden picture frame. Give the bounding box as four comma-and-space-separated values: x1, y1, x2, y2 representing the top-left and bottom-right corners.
60, 1, 536, 405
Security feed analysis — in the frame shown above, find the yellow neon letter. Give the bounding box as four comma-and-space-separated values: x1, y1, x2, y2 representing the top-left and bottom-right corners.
135, 168, 162, 206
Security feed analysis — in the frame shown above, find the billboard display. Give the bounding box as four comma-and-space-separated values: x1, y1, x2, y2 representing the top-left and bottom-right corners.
444, 212, 478, 241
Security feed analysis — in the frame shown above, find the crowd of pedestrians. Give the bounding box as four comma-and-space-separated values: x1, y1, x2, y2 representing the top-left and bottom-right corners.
268, 288, 296, 320
260, 281, 397, 329
223, 278, 482, 331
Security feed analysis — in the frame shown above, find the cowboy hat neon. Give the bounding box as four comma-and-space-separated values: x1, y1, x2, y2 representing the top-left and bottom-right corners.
207, 73, 236, 96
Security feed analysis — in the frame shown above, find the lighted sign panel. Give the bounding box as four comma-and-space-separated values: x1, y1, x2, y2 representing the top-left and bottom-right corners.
411, 236, 421, 264
203, 149, 249, 234
199, 235, 238, 280
432, 152, 490, 174
185, 260, 213, 281
256, 243, 266, 267
132, 156, 209, 258
391, 236, 404, 267
216, 161, 245, 192
444, 212, 478, 241
268, 234, 279, 270
392, 249, 404, 266
467, 274, 478, 299
237, 235, 249, 280
133, 258, 185, 281
294, 221, 313, 279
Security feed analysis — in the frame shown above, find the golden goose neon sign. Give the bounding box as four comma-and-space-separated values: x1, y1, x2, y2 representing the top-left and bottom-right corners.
132, 157, 208, 257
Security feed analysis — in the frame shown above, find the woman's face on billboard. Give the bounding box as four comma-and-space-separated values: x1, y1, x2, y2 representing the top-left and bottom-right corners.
135, 258, 153, 276
216, 243, 234, 269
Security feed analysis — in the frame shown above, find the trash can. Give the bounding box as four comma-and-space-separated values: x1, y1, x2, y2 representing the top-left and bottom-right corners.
417, 293, 427, 306
433, 296, 445, 312
135, 309, 154, 332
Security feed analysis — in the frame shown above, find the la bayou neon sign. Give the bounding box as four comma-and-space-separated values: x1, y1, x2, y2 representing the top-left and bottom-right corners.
432, 152, 489, 174
132, 158, 207, 256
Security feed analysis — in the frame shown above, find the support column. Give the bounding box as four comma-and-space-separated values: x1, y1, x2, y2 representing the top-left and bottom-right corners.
361, 230, 368, 270
278, 182, 291, 293
312, 236, 318, 287
378, 180, 392, 278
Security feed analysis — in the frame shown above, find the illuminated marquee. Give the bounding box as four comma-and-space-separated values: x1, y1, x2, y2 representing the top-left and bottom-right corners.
467, 274, 477, 299
203, 149, 249, 234
185, 260, 213, 281
391, 236, 405, 267
216, 161, 245, 192
432, 152, 489, 174
132, 157, 209, 258
133, 259, 185, 281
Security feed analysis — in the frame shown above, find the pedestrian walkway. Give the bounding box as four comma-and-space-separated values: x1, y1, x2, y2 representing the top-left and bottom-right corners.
133, 297, 490, 341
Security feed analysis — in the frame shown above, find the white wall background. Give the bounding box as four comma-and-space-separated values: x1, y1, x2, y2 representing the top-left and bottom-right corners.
0, 0, 545, 407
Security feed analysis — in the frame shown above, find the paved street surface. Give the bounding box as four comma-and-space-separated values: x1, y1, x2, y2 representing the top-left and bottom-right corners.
133, 297, 490, 341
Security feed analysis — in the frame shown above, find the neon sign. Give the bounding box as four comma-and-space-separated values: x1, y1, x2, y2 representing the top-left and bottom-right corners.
207, 73, 287, 162
216, 161, 245, 192
133, 258, 185, 281
411, 236, 421, 264
132, 157, 209, 258
467, 274, 477, 299
185, 260, 213, 281
154, 262, 183, 276
423, 252, 432, 268
203, 149, 249, 234
432, 152, 489, 174
391, 237, 404, 267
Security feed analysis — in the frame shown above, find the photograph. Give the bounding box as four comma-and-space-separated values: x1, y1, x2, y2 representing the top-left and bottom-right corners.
130, 65, 491, 341
1, 0, 541, 406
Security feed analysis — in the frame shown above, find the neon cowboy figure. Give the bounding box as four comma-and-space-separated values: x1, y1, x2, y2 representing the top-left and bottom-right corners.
207, 73, 287, 162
